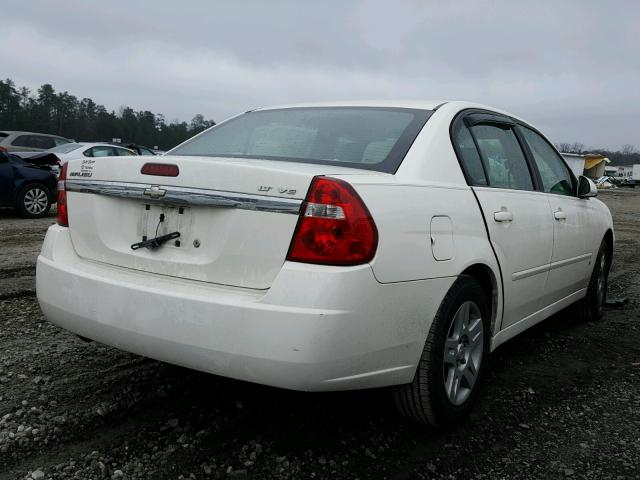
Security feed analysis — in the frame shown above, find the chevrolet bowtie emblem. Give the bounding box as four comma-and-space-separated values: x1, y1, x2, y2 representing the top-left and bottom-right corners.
143, 186, 166, 198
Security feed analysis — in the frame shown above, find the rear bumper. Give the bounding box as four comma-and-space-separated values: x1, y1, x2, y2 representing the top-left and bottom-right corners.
36, 225, 454, 391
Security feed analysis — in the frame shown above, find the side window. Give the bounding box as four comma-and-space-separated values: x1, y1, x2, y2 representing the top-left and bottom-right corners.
11, 135, 31, 147
115, 148, 134, 156
91, 146, 116, 157
520, 127, 575, 196
452, 121, 487, 185
470, 124, 534, 191
31, 136, 55, 149
139, 147, 155, 156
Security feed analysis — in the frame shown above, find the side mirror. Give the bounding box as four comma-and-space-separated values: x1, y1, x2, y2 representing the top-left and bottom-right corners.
578, 175, 597, 198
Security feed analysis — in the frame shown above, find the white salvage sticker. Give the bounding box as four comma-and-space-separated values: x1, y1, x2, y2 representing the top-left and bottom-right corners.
69, 159, 95, 178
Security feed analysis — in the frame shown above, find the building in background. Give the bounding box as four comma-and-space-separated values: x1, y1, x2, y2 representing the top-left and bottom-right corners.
561, 153, 610, 179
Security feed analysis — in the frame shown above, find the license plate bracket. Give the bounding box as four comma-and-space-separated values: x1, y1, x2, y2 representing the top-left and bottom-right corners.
138, 204, 190, 249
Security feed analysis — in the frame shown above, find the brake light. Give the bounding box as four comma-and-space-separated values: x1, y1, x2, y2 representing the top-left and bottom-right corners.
141, 163, 179, 177
287, 176, 378, 266
57, 163, 68, 226
0, 146, 7, 153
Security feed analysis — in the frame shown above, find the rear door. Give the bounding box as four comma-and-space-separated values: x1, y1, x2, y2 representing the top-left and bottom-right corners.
519, 126, 593, 303
452, 113, 554, 329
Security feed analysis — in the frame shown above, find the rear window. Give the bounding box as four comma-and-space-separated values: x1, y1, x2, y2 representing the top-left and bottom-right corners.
169, 107, 432, 173
50, 143, 83, 154
0, 132, 8, 139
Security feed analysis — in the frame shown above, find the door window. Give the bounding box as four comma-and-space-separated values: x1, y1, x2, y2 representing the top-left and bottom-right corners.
138, 146, 156, 156
114, 147, 134, 156
87, 146, 116, 157
471, 124, 534, 191
520, 127, 575, 196
452, 122, 487, 186
30, 136, 56, 149
11, 135, 31, 147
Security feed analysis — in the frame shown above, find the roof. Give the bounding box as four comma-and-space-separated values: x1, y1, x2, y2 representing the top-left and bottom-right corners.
253, 100, 448, 111
0, 130, 69, 138
249, 100, 535, 128
73, 142, 134, 148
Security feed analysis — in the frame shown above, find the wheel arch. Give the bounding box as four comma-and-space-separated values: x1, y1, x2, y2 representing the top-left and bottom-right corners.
460, 263, 500, 336
15, 180, 50, 202
603, 229, 614, 256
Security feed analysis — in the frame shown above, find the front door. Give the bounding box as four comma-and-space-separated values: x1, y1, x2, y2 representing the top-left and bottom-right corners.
518, 126, 592, 303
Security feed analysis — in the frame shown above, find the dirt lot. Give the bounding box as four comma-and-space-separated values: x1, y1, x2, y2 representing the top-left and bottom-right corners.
0, 190, 639, 480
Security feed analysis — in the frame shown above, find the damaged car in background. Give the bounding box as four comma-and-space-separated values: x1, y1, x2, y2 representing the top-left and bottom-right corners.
0, 151, 58, 217
36, 101, 614, 427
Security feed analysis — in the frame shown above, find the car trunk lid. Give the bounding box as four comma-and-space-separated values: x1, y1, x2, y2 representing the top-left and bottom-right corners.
65, 155, 381, 289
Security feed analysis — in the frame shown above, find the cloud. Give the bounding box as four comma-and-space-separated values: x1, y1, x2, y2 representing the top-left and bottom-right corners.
1, 0, 638, 148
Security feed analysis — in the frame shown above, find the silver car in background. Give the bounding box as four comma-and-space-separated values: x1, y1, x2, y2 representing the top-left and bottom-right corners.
0, 131, 72, 152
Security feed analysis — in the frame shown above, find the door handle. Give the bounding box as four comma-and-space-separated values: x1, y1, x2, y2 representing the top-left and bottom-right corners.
554, 210, 567, 220
494, 210, 513, 222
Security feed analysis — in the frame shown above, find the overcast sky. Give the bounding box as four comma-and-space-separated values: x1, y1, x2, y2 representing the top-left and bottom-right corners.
2, 0, 638, 149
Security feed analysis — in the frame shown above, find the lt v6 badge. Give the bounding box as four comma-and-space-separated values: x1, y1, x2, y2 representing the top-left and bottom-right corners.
258, 186, 297, 195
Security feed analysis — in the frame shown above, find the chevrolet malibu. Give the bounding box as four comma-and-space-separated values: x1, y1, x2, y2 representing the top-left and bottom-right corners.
36, 101, 613, 427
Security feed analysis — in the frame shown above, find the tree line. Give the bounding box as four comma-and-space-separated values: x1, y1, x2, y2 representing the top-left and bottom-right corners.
0, 79, 215, 150
1, 78, 638, 162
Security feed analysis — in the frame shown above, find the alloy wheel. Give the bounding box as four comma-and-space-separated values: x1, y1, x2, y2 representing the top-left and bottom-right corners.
596, 252, 608, 310
443, 300, 484, 406
24, 187, 49, 214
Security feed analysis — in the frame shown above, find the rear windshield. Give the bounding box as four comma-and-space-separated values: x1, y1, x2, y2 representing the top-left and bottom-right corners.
169, 107, 432, 173
0, 132, 8, 138
49, 143, 83, 154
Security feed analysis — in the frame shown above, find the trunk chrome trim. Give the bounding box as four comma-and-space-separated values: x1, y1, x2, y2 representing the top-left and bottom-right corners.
65, 180, 303, 214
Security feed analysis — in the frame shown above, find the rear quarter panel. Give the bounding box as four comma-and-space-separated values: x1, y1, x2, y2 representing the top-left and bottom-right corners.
352, 182, 499, 284
340, 177, 503, 339
335, 102, 505, 335
344, 102, 502, 286
18, 167, 58, 199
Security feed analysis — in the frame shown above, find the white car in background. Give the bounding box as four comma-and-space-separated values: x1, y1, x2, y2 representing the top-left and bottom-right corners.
36, 101, 613, 427
47, 142, 137, 163
16, 143, 138, 176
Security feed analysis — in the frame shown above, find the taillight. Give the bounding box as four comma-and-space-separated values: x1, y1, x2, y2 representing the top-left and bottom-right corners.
0, 146, 7, 153
287, 176, 378, 266
57, 163, 68, 226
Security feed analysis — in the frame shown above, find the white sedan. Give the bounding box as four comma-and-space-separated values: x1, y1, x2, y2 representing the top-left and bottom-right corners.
47, 142, 137, 163
36, 101, 613, 427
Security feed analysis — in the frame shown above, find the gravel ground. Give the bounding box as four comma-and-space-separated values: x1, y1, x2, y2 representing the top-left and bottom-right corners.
0, 190, 639, 480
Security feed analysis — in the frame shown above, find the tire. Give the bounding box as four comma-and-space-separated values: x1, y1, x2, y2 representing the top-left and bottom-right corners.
575, 239, 611, 322
393, 275, 490, 428
16, 183, 52, 218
